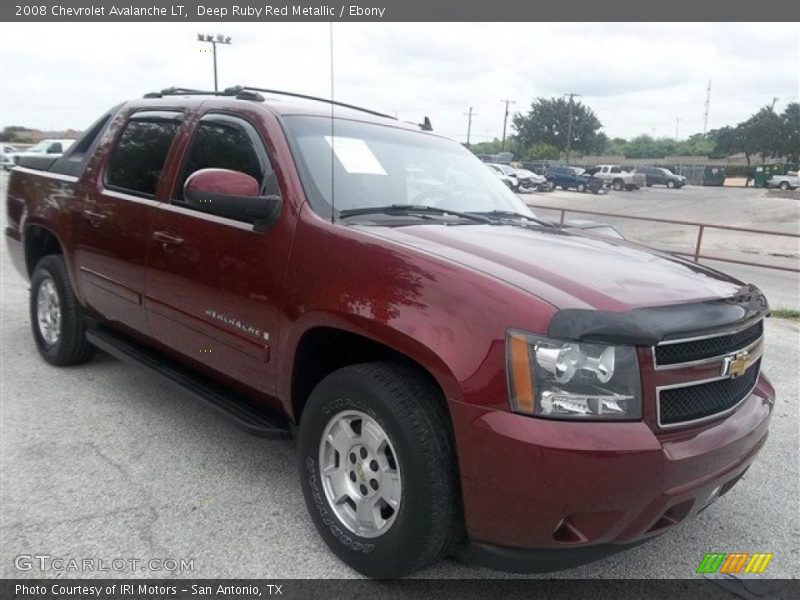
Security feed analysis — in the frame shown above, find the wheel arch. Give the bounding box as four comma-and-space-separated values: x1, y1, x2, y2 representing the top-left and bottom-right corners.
283, 315, 461, 425
24, 223, 65, 276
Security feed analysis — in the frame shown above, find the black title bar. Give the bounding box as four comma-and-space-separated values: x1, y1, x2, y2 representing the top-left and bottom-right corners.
4, 0, 800, 21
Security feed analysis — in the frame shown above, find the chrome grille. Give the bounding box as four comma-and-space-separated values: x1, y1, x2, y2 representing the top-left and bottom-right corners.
655, 321, 763, 367
658, 360, 761, 426
654, 319, 764, 428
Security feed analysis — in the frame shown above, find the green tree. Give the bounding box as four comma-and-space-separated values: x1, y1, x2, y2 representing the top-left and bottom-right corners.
0, 126, 33, 143
779, 102, 799, 162
512, 97, 603, 164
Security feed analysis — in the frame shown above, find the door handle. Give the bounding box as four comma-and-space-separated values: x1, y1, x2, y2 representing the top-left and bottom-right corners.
82, 209, 107, 226
153, 231, 184, 248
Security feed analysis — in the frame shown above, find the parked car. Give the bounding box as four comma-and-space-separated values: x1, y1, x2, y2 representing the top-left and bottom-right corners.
5, 87, 774, 578
485, 162, 519, 190
632, 167, 686, 188
545, 165, 607, 194
2, 138, 75, 170
1, 144, 22, 170
510, 168, 549, 191
485, 164, 518, 191
766, 173, 799, 190
585, 165, 645, 191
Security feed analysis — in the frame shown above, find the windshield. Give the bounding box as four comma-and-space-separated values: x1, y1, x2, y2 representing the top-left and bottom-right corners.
284, 116, 534, 220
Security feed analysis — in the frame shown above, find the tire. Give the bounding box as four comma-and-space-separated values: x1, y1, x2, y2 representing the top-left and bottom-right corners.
297, 362, 459, 578
667, 180, 675, 189
576, 182, 587, 193
613, 179, 624, 191
779, 181, 789, 191
30, 255, 96, 366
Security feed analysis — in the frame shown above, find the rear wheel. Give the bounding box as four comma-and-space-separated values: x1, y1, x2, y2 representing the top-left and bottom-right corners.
779, 181, 790, 190
30, 255, 96, 366
613, 179, 624, 191
297, 363, 459, 578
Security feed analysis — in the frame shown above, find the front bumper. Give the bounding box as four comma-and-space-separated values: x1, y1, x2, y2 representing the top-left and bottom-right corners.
450, 375, 773, 570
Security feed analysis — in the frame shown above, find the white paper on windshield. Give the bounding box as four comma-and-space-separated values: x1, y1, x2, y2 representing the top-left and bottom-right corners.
325, 136, 387, 175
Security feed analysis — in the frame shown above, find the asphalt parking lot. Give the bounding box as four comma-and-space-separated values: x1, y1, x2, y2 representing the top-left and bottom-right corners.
1, 175, 798, 580
523, 185, 800, 309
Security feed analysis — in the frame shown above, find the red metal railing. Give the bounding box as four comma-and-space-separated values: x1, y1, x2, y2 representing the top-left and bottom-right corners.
527, 204, 800, 273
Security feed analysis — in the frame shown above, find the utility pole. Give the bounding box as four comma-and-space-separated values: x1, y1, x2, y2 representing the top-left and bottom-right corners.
197, 33, 232, 91
563, 92, 581, 165
464, 106, 477, 147
702, 80, 712, 134
500, 99, 515, 151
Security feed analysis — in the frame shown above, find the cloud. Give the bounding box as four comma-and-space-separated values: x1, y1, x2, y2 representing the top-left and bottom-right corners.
0, 22, 797, 141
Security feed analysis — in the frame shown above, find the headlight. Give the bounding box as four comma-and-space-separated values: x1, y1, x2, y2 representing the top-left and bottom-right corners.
506, 330, 642, 420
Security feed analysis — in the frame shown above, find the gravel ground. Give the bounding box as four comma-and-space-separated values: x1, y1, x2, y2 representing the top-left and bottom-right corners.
1, 174, 798, 580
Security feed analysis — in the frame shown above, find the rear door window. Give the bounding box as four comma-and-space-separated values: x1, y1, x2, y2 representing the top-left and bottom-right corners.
106, 112, 182, 197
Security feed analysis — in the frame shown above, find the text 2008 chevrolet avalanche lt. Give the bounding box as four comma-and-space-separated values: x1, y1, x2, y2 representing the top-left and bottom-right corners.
4, 86, 774, 577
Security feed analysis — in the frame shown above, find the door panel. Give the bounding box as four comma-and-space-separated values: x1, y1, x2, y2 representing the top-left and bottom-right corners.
75, 111, 182, 332
144, 113, 293, 402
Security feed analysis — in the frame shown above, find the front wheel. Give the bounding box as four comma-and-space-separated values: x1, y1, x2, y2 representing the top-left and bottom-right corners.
30, 255, 96, 366
576, 182, 587, 193
779, 181, 790, 190
297, 363, 459, 578
667, 180, 676, 189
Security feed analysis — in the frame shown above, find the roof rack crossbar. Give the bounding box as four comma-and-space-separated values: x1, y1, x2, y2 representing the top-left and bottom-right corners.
231, 86, 398, 120
142, 85, 399, 121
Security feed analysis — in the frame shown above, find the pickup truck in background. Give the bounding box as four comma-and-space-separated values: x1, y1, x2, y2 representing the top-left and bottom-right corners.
767, 172, 799, 190
585, 164, 645, 191
4, 86, 775, 578
2, 138, 75, 171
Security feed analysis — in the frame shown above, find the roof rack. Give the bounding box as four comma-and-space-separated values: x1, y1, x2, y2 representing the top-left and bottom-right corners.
143, 86, 265, 102
141, 85, 433, 130
143, 85, 399, 120
229, 86, 398, 121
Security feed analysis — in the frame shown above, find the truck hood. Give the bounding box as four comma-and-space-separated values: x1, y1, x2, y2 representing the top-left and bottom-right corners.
360, 223, 745, 312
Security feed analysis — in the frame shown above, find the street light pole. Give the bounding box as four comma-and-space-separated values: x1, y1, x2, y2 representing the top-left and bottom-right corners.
563, 92, 581, 165
197, 33, 232, 91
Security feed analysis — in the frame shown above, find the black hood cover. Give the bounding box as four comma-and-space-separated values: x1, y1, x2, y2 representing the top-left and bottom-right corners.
548, 284, 770, 346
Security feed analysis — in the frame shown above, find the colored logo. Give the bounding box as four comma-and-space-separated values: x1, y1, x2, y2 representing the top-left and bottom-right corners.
696, 552, 773, 574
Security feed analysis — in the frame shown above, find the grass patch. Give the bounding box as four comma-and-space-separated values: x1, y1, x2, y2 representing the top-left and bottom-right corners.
772, 308, 800, 321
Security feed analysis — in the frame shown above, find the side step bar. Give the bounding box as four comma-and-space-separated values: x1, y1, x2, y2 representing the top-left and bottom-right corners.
86, 327, 292, 440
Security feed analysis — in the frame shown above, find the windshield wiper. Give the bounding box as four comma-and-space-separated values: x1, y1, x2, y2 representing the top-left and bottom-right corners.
338, 204, 494, 224
468, 210, 558, 229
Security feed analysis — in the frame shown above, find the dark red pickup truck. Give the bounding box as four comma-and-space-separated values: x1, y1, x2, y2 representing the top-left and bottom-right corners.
5, 86, 774, 577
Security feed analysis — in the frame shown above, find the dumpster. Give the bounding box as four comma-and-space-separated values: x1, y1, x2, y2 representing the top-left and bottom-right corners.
703, 166, 726, 186
754, 164, 784, 188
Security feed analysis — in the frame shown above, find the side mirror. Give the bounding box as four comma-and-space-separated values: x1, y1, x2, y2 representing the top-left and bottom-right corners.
183, 168, 281, 232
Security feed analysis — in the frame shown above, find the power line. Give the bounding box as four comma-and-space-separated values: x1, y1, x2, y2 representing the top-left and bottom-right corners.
464, 106, 477, 147
500, 99, 515, 151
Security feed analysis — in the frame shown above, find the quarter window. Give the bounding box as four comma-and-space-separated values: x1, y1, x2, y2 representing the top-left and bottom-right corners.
106, 116, 180, 196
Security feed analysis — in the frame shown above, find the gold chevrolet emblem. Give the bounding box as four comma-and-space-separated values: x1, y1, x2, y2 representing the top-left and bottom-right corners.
725, 350, 751, 379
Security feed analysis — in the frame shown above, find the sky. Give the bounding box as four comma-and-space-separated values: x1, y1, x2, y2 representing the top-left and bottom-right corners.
0, 22, 797, 143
